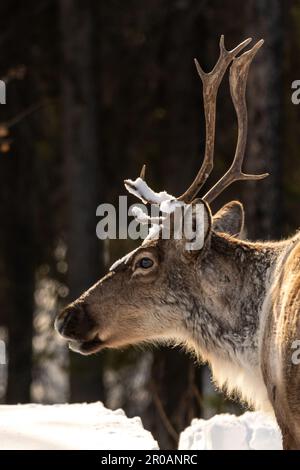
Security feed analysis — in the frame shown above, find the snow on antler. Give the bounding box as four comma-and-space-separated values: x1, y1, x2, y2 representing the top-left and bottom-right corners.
130, 206, 162, 225
124, 177, 175, 205
125, 177, 184, 214
124, 174, 185, 244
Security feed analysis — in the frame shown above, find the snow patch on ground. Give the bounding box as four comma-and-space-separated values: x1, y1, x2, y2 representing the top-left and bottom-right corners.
0, 402, 158, 450
179, 411, 282, 450
0, 404, 283, 450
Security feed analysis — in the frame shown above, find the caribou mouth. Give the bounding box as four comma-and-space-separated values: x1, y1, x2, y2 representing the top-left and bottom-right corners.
68, 337, 105, 355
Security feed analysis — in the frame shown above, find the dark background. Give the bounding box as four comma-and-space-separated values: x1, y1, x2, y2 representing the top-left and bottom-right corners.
0, 0, 299, 450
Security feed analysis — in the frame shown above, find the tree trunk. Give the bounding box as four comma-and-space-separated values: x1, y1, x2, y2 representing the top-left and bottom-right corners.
4, 83, 35, 403
144, 348, 203, 450
243, 0, 284, 239
60, 0, 105, 402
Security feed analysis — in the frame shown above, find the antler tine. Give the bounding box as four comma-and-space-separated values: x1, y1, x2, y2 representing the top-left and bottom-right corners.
203, 39, 268, 204
178, 36, 252, 204
140, 164, 146, 180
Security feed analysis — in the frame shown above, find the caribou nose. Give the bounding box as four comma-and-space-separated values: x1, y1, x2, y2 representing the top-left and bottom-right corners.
55, 305, 74, 336
55, 303, 95, 340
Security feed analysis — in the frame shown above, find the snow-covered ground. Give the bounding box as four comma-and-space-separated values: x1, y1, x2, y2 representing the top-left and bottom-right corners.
0, 402, 158, 450
179, 411, 282, 450
0, 403, 282, 450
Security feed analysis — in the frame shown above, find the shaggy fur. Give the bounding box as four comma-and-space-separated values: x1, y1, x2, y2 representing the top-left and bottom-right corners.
55, 201, 300, 449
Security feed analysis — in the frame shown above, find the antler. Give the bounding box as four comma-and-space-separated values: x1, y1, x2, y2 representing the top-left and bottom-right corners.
178, 35, 252, 203
124, 37, 268, 209
203, 39, 268, 204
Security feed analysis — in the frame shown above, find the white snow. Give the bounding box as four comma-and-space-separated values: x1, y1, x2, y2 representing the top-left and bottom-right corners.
145, 223, 161, 241
0, 403, 283, 450
124, 177, 188, 247
124, 177, 175, 205
0, 402, 158, 450
159, 198, 184, 214
130, 206, 162, 225
125, 177, 184, 215
178, 411, 282, 450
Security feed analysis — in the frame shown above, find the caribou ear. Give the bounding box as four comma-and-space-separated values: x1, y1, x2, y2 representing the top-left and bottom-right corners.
212, 201, 244, 237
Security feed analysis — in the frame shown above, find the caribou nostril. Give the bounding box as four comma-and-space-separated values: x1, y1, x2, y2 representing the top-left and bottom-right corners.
55, 303, 96, 340
55, 305, 80, 336
55, 308, 71, 335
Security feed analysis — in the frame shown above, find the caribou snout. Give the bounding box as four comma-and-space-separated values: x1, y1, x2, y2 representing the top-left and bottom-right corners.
55, 302, 104, 355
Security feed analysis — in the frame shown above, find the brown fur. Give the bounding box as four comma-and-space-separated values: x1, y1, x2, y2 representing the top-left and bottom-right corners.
55, 201, 300, 449
55, 36, 299, 449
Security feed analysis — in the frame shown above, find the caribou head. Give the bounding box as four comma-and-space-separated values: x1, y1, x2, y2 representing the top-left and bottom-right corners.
55, 37, 267, 356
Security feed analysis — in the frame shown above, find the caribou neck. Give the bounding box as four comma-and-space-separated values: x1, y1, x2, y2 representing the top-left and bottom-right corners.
186, 232, 287, 363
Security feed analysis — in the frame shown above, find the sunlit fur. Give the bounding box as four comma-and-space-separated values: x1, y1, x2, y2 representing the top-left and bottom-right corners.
56, 201, 300, 449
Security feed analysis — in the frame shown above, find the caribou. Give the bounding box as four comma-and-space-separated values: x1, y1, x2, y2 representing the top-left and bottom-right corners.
55, 37, 300, 449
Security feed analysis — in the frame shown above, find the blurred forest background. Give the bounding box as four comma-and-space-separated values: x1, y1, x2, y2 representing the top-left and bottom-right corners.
0, 0, 299, 450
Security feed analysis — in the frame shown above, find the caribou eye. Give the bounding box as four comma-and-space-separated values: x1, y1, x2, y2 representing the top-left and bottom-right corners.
137, 257, 154, 269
